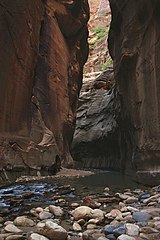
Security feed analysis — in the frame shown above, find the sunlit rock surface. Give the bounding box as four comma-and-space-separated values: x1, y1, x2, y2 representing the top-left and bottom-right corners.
0, 0, 89, 179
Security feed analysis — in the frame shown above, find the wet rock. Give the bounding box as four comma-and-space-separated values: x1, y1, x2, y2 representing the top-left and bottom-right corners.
91, 209, 105, 222
154, 221, 160, 230
4, 224, 22, 233
14, 216, 35, 227
104, 225, 116, 235
30, 209, 39, 218
39, 211, 53, 220
106, 209, 122, 220
87, 224, 97, 230
37, 222, 45, 228
77, 219, 86, 225
73, 222, 82, 232
82, 196, 101, 209
98, 237, 109, 240
71, 203, 80, 208
148, 201, 157, 206
141, 208, 160, 217
124, 197, 138, 204
116, 194, 129, 200
29, 233, 49, 240
123, 215, 134, 223
142, 194, 160, 204
139, 233, 150, 239
140, 226, 159, 234
87, 219, 99, 225
0, 234, 12, 239
49, 205, 64, 217
105, 234, 116, 240
71, 206, 92, 221
120, 207, 128, 213
104, 187, 110, 192
132, 212, 151, 223
125, 223, 139, 236
36, 208, 44, 213
122, 212, 131, 217
36, 221, 68, 240
138, 193, 151, 202
113, 224, 126, 237
139, 232, 160, 240
6, 235, 25, 240
126, 206, 139, 212
98, 197, 117, 204
117, 235, 135, 240
0, 216, 4, 222
4, 221, 14, 226
82, 230, 105, 240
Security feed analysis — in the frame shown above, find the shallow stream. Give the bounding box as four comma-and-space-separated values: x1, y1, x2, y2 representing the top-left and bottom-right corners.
0, 170, 145, 222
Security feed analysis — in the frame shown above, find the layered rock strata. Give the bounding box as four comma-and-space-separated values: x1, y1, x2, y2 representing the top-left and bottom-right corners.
72, 69, 120, 169
0, 0, 89, 179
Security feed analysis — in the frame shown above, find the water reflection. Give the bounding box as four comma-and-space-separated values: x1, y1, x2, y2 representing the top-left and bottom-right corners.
0, 170, 143, 220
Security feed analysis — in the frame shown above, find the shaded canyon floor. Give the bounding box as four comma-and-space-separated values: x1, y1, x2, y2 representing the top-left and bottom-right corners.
0, 171, 159, 239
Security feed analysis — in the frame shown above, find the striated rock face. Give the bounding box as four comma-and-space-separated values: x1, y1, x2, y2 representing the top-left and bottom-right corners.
0, 0, 89, 179
109, 0, 160, 183
72, 70, 121, 169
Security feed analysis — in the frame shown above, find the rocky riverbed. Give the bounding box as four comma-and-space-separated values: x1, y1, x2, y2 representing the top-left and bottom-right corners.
0, 171, 159, 240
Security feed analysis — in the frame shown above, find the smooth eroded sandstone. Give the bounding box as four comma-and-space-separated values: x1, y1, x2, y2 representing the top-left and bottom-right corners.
0, 0, 89, 179
108, 0, 160, 183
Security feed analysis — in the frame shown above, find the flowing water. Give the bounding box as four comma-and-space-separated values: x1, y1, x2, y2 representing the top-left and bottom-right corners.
0, 170, 144, 221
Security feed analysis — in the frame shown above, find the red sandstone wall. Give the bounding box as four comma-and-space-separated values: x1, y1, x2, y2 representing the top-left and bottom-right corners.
0, 0, 89, 177
109, 0, 160, 183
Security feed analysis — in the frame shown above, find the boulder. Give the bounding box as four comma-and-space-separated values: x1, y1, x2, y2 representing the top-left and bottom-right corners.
132, 212, 151, 223
39, 211, 52, 220
71, 206, 93, 221
29, 233, 49, 240
36, 221, 67, 240
125, 223, 139, 236
4, 224, 22, 234
14, 216, 35, 227
49, 205, 64, 217
117, 235, 135, 240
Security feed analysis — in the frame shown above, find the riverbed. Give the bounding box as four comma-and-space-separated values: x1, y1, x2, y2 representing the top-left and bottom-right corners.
0, 170, 144, 222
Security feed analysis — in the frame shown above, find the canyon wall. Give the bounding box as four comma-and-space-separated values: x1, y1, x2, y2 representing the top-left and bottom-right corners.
72, 70, 121, 170
0, 0, 89, 179
109, 0, 160, 183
